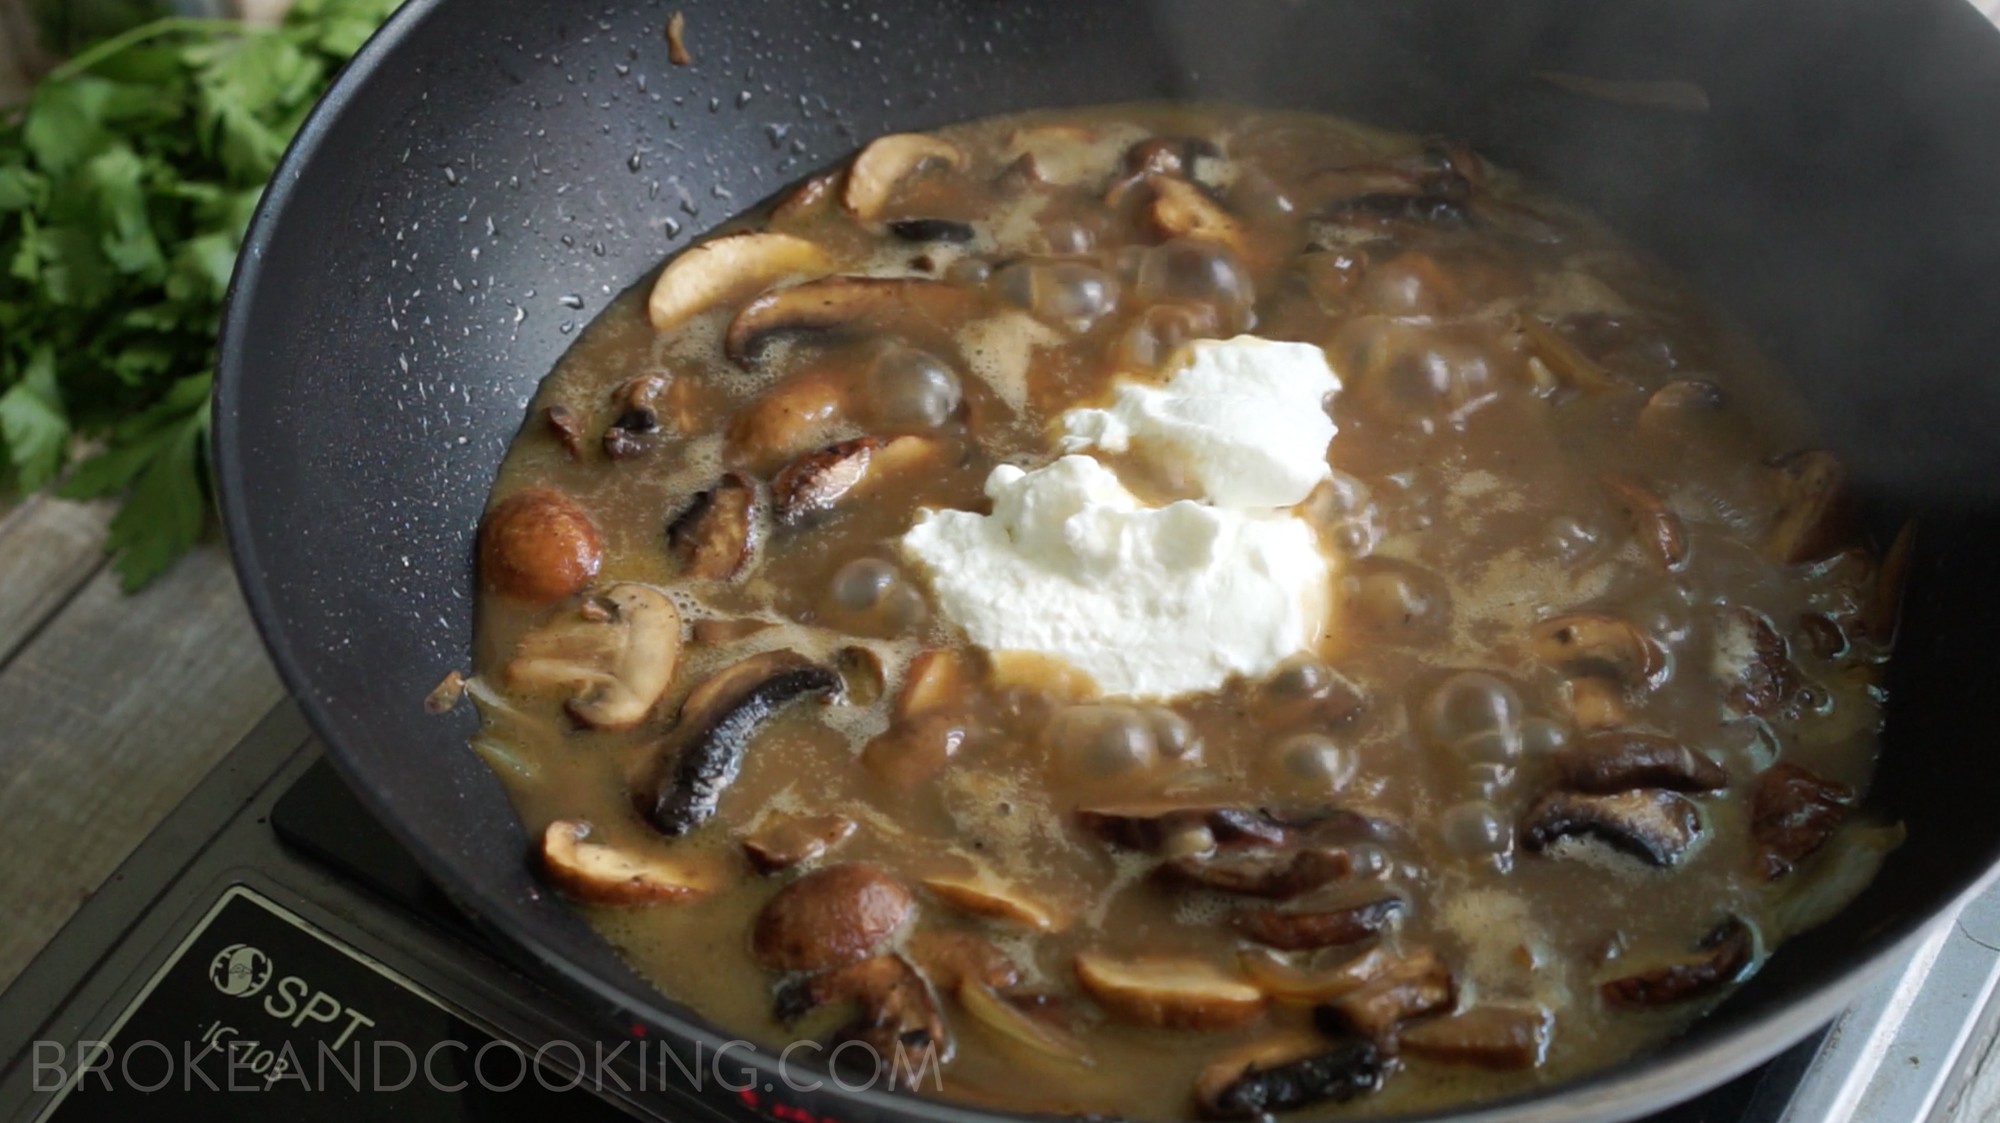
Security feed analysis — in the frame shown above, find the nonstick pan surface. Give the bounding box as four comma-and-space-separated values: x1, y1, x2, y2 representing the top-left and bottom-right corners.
214, 1, 2000, 1119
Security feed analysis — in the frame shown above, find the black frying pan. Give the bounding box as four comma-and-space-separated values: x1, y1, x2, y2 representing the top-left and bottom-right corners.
211, 0, 2000, 1119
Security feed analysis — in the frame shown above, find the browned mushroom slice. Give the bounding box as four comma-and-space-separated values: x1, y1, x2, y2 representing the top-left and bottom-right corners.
1529, 614, 1666, 688
1861, 519, 1917, 646
1715, 606, 1808, 717
1195, 1033, 1384, 1120
667, 472, 757, 580
725, 276, 985, 366
861, 712, 969, 789
1314, 947, 1455, 1039
647, 231, 833, 332
835, 645, 886, 706
1232, 898, 1403, 951
1519, 315, 1617, 390
923, 874, 1063, 932
843, 133, 967, 222
1750, 762, 1853, 880
956, 979, 1093, 1066
543, 404, 586, 459
504, 583, 682, 729
539, 819, 715, 904
1238, 946, 1397, 1005
1074, 952, 1265, 1030
726, 369, 852, 470
1076, 803, 1288, 853
1772, 818, 1906, 939
769, 168, 844, 227
602, 374, 671, 460
1601, 917, 1756, 1008
1161, 846, 1355, 899
906, 928, 1021, 991
689, 617, 775, 645
770, 436, 875, 523
1637, 379, 1725, 436
1520, 789, 1703, 867
1397, 1006, 1553, 1070
771, 435, 938, 525
1146, 176, 1251, 257
1563, 677, 1633, 731
1765, 450, 1856, 564
752, 863, 914, 973
782, 953, 952, 1062
640, 650, 840, 836
742, 813, 856, 874
478, 488, 603, 603
1602, 475, 1689, 570
897, 647, 975, 719
1551, 732, 1728, 794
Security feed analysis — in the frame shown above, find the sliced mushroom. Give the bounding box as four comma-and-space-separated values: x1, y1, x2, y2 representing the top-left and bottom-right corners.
958, 980, 1093, 1067
771, 435, 939, 524
1232, 898, 1403, 951
725, 368, 853, 471
1766, 450, 1856, 565
504, 583, 683, 729
667, 472, 758, 580
725, 276, 985, 367
478, 488, 603, 603
988, 649, 1102, 700
1637, 379, 1724, 436
1195, 1033, 1384, 1120
889, 218, 977, 244
1602, 475, 1689, 570
647, 231, 833, 332
1750, 761, 1852, 880
1519, 316, 1616, 391
1238, 946, 1397, 1005
1601, 917, 1755, 1008
1077, 803, 1290, 853
836, 645, 887, 706
923, 874, 1063, 931
1772, 818, 1905, 939
1550, 732, 1728, 794
1161, 847, 1355, 900
843, 133, 968, 222
906, 928, 1021, 991
689, 617, 775, 645
1397, 1006, 1552, 1070
742, 814, 856, 874
1714, 606, 1807, 718
782, 953, 951, 1061
1562, 677, 1633, 731
640, 650, 840, 836
1146, 175, 1250, 257
861, 712, 969, 788
543, 404, 586, 459
1861, 519, 1917, 646
897, 648, 975, 719
1313, 947, 1454, 1039
1529, 614, 1666, 688
1074, 952, 1265, 1030
769, 168, 844, 227
1521, 789, 1702, 867
752, 863, 914, 973
603, 374, 670, 459
539, 819, 715, 904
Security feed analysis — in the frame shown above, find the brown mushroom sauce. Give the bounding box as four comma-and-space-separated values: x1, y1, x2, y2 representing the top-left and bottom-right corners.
466, 104, 1905, 1120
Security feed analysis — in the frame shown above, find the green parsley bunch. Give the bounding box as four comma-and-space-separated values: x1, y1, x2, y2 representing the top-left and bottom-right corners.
0, 0, 397, 588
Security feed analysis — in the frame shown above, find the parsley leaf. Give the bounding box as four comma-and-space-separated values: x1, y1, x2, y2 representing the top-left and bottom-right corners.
0, 2, 399, 588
